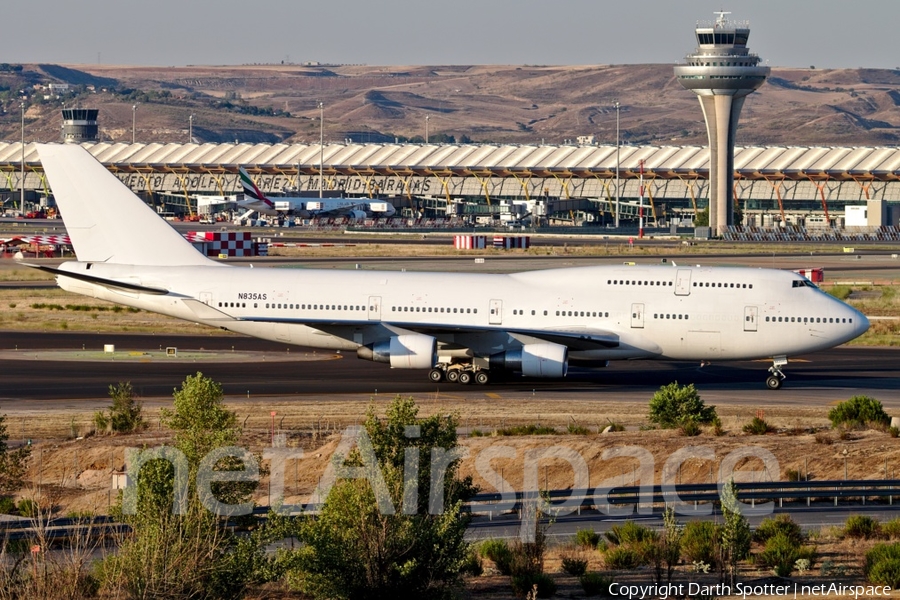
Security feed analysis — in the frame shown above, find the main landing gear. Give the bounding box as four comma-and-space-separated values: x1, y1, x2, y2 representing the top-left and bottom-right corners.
428, 363, 491, 385
766, 355, 788, 390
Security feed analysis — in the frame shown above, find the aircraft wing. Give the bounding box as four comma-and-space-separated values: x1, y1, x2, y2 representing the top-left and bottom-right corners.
237, 315, 619, 350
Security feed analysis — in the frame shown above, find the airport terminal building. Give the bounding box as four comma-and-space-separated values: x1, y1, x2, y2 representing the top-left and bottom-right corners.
1, 141, 899, 231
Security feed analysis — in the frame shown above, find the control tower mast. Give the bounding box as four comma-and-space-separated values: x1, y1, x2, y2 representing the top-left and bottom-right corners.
674, 11, 769, 235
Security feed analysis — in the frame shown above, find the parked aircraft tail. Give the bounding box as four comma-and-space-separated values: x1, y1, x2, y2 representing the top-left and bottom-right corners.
238, 167, 275, 210
36, 144, 214, 267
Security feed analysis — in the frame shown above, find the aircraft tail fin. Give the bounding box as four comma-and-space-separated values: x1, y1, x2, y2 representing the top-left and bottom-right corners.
37, 144, 214, 266
238, 167, 275, 209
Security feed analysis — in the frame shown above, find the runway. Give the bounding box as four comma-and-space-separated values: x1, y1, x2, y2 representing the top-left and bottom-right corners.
0, 332, 897, 408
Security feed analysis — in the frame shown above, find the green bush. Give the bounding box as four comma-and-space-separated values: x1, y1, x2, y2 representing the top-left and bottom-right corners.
754, 514, 803, 546
883, 518, 900, 539
742, 416, 775, 435
648, 382, 717, 428
0, 496, 15, 514
827, 285, 852, 300
605, 520, 657, 546
756, 531, 814, 577
844, 515, 882, 539
602, 546, 643, 570
868, 558, 900, 587
864, 543, 900, 579
479, 539, 513, 575
461, 547, 483, 577
495, 424, 557, 436
681, 521, 719, 567
580, 572, 614, 596
561, 555, 588, 577
567, 423, 590, 435
511, 572, 556, 598
575, 528, 600, 548
679, 418, 701, 436
16, 498, 38, 518
828, 395, 890, 429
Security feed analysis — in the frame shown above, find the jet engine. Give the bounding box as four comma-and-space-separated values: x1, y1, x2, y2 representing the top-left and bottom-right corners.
348, 210, 367, 220
490, 342, 568, 378
357, 334, 437, 369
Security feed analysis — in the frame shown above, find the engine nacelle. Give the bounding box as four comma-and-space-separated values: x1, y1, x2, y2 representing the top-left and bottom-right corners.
357, 334, 436, 369
490, 343, 568, 378
348, 210, 367, 220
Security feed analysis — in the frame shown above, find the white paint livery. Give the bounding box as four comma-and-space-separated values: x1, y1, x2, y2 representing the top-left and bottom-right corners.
35, 144, 870, 389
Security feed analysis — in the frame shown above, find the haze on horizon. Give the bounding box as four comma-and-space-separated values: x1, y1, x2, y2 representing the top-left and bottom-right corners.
4, 0, 899, 70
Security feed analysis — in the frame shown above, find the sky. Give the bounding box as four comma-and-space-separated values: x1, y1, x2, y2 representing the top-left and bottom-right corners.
5, 0, 900, 69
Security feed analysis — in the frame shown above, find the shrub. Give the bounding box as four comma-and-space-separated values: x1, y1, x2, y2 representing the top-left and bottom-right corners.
461, 547, 483, 577
0, 496, 15, 514
828, 395, 890, 429
604, 421, 625, 432
575, 528, 600, 548
580, 572, 614, 596
754, 514, 804, 546
16, 498, 38, 518
511, 572, 556, 598
561, 555, 588, 577
711, 415, 725, 436
868, 558, 900, 587
844, 515, 882, 540
567, 423, 590, 435
785, 469, 803, 482
480, 539, 513, 576
864, 543, 900, 580
605, 520, 657, 546
742, 416, 775, 435
602, 546, 643, 570
891, 426, 900, 438
883, 518, 900, 539
681, 521, 719, 567
648, 382, 717, 428
679, 418, 701, 436
495, 424, 557, 436
827, 285, 852, 300
756, 532, 815, 577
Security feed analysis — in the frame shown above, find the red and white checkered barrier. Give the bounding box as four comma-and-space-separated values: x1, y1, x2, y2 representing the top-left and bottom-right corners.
793, 267, 824, 283
187, 231, 259, 257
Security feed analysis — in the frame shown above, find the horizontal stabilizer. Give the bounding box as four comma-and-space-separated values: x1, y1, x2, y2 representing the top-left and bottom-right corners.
23, 263, 169, 295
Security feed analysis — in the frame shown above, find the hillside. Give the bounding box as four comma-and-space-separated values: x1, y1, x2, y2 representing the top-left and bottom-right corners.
2, 63, 900, 147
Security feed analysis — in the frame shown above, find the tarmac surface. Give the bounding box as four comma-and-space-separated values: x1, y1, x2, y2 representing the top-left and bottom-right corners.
0, 331, 897, 410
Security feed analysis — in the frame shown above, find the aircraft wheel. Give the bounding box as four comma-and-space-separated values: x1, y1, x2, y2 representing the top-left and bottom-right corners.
475, 371, 490, 385
428, 368, 444, 383
446, 369, 460, 383
765, 375, 783, 390
458, 371, 473, 385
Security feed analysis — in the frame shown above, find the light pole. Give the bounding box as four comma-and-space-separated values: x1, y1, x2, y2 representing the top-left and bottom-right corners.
189, 114, 193, 143
425, 115, 430, 144
318, 101, 324, 199
131, 104, 137, 144
614, 101, 620, 229
20, 102, 25, 216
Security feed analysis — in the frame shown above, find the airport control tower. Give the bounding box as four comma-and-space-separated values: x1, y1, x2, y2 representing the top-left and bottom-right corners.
674, 11, 769, 235
61, 108, 99, 144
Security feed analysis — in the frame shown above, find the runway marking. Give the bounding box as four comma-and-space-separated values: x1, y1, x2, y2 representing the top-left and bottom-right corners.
752, 358, 810, 363
485, 393, 502, 399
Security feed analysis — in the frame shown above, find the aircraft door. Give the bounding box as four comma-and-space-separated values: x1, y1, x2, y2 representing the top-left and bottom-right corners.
368, 296, 382, 321
631, 303, 644, 328
743, 305, 758, 332
675, 270, 692, 296
489, 299, 502, 325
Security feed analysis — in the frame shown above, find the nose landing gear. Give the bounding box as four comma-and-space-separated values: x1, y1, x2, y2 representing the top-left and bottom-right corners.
766, 356, 788, 390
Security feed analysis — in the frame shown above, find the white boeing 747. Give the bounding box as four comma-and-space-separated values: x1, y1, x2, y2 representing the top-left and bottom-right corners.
238, 166, 396, 219
33, 144, 869, 389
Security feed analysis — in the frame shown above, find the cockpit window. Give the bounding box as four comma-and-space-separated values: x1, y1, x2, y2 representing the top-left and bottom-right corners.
792, 280, 817, 289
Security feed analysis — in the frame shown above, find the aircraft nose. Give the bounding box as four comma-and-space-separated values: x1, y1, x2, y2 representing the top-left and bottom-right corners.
856, 311, 870, 336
